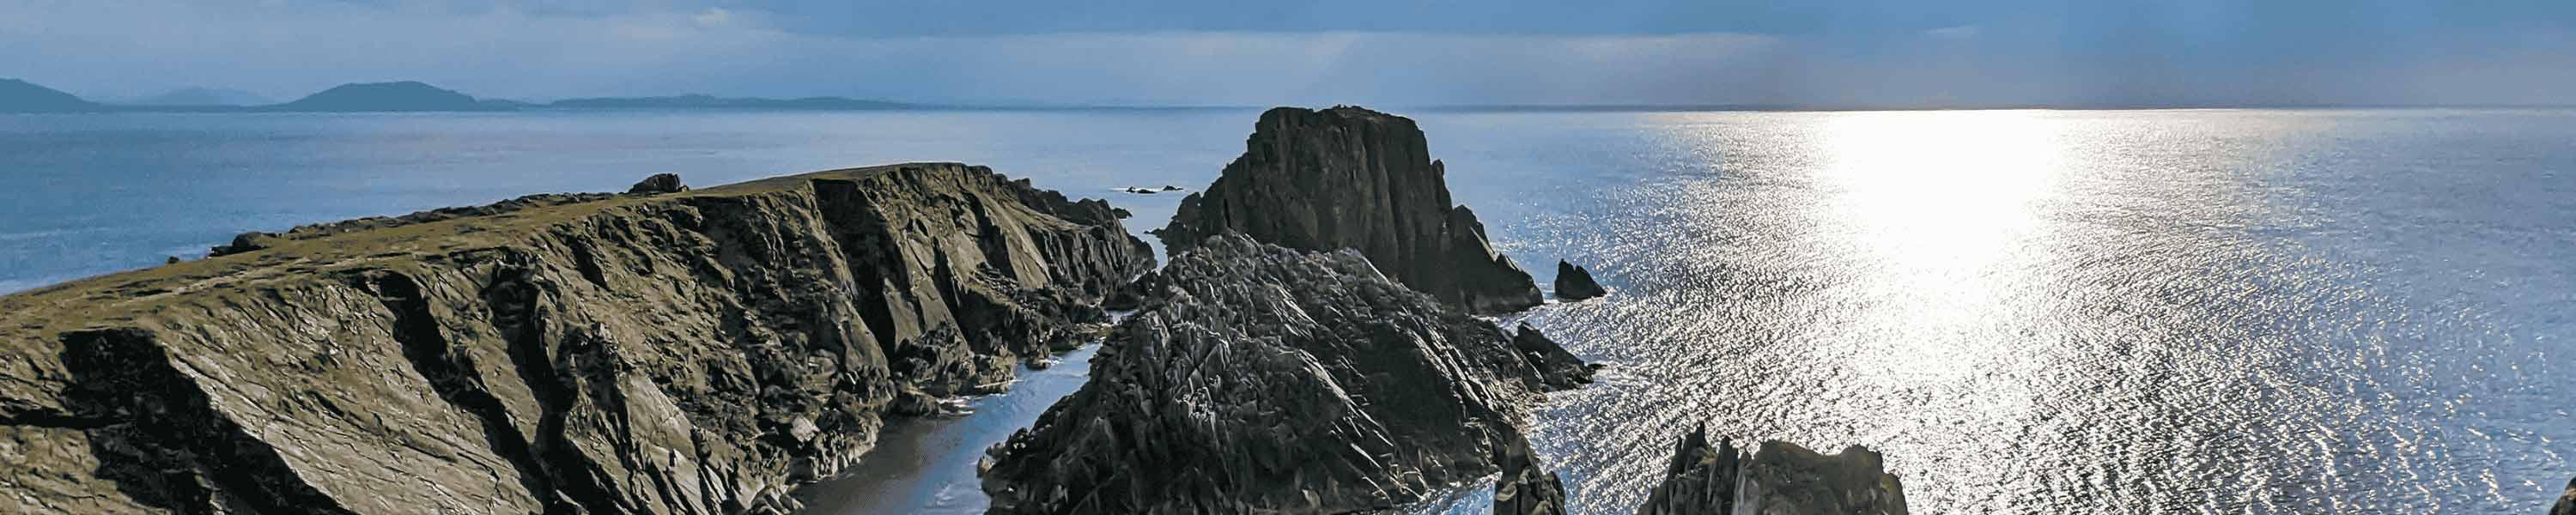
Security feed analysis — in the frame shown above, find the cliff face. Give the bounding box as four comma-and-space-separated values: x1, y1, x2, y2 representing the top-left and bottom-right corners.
978, 234, 1589, 514
1636, 427, 1908, 515
0, 163, 1152, 514
1154, 106, 1543, 313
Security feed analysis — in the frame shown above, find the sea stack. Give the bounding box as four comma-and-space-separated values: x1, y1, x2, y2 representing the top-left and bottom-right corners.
1640, 427, 1908, 515
0, 163, 1151, 514
979, 234, 1589, 514
1555, 260, 1607, 300
1154, 106, 1545, 313
2553, 477, 2574, 515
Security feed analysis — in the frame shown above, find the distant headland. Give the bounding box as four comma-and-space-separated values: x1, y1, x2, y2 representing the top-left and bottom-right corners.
0, 77, 923, 113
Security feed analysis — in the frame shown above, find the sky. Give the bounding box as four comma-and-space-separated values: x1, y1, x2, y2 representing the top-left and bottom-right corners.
4, 0, 2575, 107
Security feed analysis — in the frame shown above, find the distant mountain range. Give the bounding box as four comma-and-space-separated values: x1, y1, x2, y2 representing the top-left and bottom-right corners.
123, 87, 273, 106
0, 78, 920, 113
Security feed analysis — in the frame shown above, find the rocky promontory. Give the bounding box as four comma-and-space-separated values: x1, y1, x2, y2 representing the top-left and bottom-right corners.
1154, 106, 1545, 313
0, 163, 1151, 513
1555, 260, 1607, 300
978, 234, 1590, 513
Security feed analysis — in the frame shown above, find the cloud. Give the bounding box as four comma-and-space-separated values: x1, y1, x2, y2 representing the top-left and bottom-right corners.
1, 1, 2572, 106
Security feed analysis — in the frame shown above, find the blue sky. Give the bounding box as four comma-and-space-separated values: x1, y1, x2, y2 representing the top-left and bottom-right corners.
4, 0, 2573, 106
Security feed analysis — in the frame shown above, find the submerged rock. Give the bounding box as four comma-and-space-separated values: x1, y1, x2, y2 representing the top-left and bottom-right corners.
1493, 434, 1571, 515
1, 163, 1152, 514
1155, 106, 1545, 313
628, 172, 687, 195
979, 234, 1589, 514
1555, 260, 1607, 300
1640, 427, 1908, 515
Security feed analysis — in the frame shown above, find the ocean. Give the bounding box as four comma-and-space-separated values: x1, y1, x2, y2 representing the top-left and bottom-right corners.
3, 108, 2569, 512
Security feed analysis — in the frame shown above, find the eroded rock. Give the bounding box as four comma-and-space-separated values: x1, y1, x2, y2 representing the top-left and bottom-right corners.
1640, 426, 1908, 515
1555, 260, 1607, 300
1494, 434, 1571, 515
1155, 106, 1544, 313
979, 234, 1589, 514
2, 162, 1152, 514
629, 172, 688, 195
2553, 477, 2574, 515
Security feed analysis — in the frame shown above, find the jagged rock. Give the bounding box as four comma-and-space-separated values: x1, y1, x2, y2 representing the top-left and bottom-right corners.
979, 234, 1589, 514
2554, 477, 2575, 515
1640, 427, 1908, 515
1494, 434, 1570, 515
1154, 106, 1544, 313
629, 173, 688, 195
1555, 260, 1607, 300
1513, 323, 1595, 388
163, 256, 181, 264
0, 162, 1152, 514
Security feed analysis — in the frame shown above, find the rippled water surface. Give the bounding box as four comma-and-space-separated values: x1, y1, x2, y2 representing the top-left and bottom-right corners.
3, 109, 2570, 512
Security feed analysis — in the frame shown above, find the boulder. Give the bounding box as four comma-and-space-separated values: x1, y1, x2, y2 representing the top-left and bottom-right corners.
979, 234, 1589, 514
1555, 260, 1608, 300
1640, 427, 1908, 515
1155, 106, 1544, 313
628, 173, 687, 195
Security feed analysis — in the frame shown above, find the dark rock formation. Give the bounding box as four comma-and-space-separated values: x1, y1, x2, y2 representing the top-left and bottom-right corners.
1639, 427, 1908, 515
1493, 434, 1571, 515
1154, 106, 1544, 313
629, 173, 689, 195
1513, 323, 1596, 388
0, 162, 1152, 514
1555, 260, 1607, 300
979, 234, 1589, 514
2554, 477, 2575, 515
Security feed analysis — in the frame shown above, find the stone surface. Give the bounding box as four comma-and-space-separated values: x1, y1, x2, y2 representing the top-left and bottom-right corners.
208, 191, 622, 257
629, 173, 689, 195
1555, 260, 1607, 300
0, 162, 1152, 514
1493, 433, 1571, 515
2554, 477, 2575, 515
1639, 427, 1908, 515
1154, 106, 1544, 313
979, 234, 1589, 514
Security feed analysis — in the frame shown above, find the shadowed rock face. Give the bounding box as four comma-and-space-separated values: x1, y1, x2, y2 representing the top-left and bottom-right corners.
1155, 106, 1544, 313
979, 234, 1589, 514
2554, 477, 2574, 515
1494, 433, 1571, 515
1637, 427, 1908, 515
0, 163, 1152, 514
1555, 260, 1607, 300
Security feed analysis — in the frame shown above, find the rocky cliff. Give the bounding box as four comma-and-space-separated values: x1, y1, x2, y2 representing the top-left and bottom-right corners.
1635, 427, 1907, 515
2554, 477, 2574, 515
1154, 106, 1543, 313
0, 163, 1152, 514
978, 234, 1589, 514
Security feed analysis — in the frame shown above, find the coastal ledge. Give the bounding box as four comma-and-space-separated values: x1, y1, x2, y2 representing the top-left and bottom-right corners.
0, 162, 1152, 513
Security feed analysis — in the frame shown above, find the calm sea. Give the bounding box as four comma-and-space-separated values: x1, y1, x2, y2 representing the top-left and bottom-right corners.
2, 109, 2569, 513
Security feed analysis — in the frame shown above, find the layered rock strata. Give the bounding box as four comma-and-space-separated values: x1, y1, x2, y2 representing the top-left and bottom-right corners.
1555, 260, 1607, 300
1154, 106, 1544, 313
0, 162, 1152, 514
978, 234, 1589, 514
1636, 427, 1908, 515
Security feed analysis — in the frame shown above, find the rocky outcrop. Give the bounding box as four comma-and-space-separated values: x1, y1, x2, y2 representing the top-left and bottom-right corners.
1493, 434, 1570, 515
2554, 477, 2575, 515
1154, 106, 1543, 313
1555, 260, 1607, 300
0, 162, 1152, 514
1638, 427, 1907, 515
978, 234, 1589, 514
629, 173, 689, 195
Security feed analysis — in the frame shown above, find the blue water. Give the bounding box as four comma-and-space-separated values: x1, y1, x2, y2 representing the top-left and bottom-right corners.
3, 109, 2571, 513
